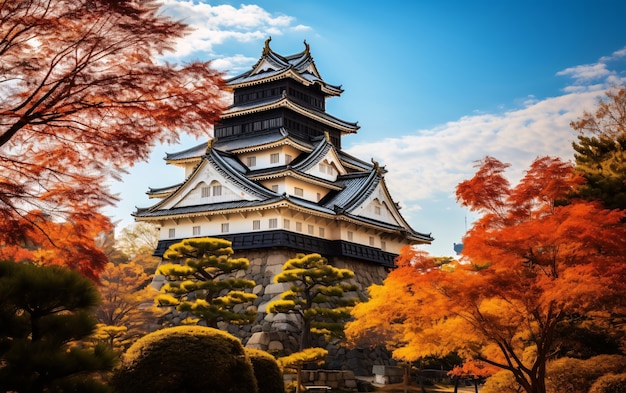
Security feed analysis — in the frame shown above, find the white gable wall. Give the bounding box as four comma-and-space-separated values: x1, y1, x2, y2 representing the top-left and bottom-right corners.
352, 186, 402, 227
157, 161, 256, 211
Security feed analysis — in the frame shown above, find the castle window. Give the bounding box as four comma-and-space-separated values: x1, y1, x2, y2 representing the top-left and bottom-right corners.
212, 185, 222, 196
283, 219, 290, 230
168, 228, 175, 238
246, 156, 256, 167
271, 185, 279, 192
221, 223, 229, 233
192, 226, 201, 236
296, 222, 302, 232
369, 236, 375, 246
319, 163, 333, 175
308, 224, 314, 235
319, 228, 325, 237
347, 231, 353, 241
285, 154, 292, 164
201, 186, 210, 198
253, 220, 261, 230
294, 187, 303, 197
381, 241, 387, 251
270, 153, 279, 164
374, 206, 381, 215
269, 218, 278, 229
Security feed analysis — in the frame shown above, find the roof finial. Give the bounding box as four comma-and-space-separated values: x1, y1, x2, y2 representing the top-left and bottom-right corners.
263, 37, 272, 55
324, 130, 330, 142
206, 138, 214, 152
371, 158, 387, 175
303, 39, 310, 54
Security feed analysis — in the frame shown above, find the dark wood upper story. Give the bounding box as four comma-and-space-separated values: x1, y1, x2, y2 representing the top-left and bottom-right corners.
214, 39, 358, 151
232, 79, 326, 111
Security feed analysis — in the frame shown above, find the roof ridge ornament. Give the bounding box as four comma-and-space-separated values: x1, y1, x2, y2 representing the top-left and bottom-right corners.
263, 37, 272, 55
304, 40, 310, 55
371, 158, 387, 175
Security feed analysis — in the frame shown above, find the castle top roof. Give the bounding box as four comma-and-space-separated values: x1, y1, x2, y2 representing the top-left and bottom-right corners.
226, 37, 343, 96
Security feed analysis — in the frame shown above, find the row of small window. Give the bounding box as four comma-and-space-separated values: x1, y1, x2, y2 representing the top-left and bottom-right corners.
269, 185, 317, 199
166, 221, 323, 238
246, 153, 293, 167
201, 185, 222, 198
233, 88, 283, 104
288, 87, 324, 110
216, 117, 284, 137
167, 224, 385, 249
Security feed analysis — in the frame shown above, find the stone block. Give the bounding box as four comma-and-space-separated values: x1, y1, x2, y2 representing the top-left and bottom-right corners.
268, 340, 283, 351
247, 332, 270, 347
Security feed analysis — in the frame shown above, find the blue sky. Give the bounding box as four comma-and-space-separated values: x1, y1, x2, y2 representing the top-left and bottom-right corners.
106, 0, 626, 256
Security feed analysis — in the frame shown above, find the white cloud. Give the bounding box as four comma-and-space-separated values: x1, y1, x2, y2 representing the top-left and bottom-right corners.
158, 0, 307, 61
346, 52, 625, 218
557, 63, 611, 82
557, 45, 626, 90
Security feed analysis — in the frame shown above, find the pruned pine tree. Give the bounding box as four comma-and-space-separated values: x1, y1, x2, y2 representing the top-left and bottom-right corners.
277, 348, 328, 393
267, 253, 358, 351
156, 237, 257, 328
0, 261, 116, 393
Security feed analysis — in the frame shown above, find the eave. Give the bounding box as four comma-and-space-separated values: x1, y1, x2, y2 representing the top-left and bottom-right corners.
227, 67, 342, 97
248, 168, 344, 191
228, 134, 313, 155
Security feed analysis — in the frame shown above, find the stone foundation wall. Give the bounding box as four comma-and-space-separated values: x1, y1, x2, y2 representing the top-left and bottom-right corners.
156, 247, 396, 375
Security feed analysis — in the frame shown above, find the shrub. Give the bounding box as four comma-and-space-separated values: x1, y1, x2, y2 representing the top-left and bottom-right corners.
112, 326, 257, 393
245, 348, 285, 393
546, 355, 626, 393
589, 373, 626, 393
482, 370, 522, 393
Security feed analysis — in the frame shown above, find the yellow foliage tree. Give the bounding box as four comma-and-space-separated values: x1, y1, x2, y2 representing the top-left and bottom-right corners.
346, 156, 626, 393
94, 262, 157, 351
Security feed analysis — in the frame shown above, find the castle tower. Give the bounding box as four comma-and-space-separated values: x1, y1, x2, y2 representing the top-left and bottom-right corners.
134, 39, 432, 371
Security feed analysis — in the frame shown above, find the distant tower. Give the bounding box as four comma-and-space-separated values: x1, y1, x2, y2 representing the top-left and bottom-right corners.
134, 39, 433, 369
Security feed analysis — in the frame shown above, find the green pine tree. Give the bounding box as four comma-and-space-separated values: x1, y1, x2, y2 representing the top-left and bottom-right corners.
266, 253, 358, 351
156, 237, 257, 328
0, 261, 116, 393
571, 88, 626, 210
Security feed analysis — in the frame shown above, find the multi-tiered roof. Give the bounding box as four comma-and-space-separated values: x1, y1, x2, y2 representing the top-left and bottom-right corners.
134, 39, 432, 267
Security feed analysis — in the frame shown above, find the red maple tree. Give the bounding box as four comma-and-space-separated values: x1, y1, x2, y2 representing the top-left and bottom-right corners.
0, 0, 225, 278
347, 156, 626, 393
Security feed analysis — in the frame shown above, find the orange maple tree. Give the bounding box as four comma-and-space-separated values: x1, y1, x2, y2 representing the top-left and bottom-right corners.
0, 0, 225, 278
346, 156, 626, 393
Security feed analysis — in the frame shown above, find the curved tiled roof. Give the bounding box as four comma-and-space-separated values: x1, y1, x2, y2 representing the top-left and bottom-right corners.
214, 128, 313, 153
291, 137, 335, 172
226, 38, 343, 96
146, 183, 183, 198
165, 141, 207, 162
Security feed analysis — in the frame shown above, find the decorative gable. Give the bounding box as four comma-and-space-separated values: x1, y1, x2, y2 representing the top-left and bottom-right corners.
349, 183, 404, 228
152, 159, 258, 212
305, 148, 348, 182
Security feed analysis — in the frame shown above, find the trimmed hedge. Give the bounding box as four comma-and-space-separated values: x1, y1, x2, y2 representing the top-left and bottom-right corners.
590, 373, 626, 393
245, 348, 285, 393
112, 326, 257, 393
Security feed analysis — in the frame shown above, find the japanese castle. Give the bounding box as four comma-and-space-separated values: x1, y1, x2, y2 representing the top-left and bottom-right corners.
134, 38, 432, 269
